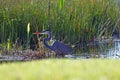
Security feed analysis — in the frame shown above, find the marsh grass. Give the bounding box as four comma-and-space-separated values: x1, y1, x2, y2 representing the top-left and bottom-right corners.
0, 0, 119, 49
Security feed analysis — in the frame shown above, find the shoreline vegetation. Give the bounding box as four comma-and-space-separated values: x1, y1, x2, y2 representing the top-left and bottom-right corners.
0, 0, 120, 57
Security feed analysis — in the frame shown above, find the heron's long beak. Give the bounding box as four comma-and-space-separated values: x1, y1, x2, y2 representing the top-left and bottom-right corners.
33, 32, 41, 35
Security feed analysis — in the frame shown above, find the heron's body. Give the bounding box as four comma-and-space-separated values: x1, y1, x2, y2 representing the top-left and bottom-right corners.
41, 30, 72, 57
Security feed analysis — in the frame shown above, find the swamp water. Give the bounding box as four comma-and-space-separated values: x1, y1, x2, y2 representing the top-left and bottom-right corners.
65, 39, 120, 59
0, 39, 120, 61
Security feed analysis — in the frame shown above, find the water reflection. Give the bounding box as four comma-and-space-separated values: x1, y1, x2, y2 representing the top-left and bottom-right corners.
65, 40, 120, 59
107, 41, 120, 59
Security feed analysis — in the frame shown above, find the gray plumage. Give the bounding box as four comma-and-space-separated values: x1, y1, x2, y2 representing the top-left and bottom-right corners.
40, 30, 72, 57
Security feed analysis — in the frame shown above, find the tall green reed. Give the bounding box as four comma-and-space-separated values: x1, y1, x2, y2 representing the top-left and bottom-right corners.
0, 0, 119, 47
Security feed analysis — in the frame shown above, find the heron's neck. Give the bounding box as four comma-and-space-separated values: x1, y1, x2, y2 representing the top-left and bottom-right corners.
43, 32, 53, 50
45, 32, 51, 41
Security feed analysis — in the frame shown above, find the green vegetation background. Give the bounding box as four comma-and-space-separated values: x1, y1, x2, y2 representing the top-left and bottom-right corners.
0, 0, 119, 46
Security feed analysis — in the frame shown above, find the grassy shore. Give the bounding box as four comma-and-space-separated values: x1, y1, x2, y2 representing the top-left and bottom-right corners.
0, 59, 120, 80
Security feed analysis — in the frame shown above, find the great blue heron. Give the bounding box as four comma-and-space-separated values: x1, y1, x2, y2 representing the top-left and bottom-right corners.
33, 30, 72, 57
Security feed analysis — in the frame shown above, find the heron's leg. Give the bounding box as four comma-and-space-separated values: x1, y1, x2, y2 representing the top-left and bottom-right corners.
57, 53, 64, 58
61, 53, 65, 57
55, 53, 63, 58
55, 53, 58, 57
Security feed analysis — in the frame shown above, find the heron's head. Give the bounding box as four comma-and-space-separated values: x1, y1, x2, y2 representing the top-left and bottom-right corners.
33, 30, 51, 35
40, 30, 51, 34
